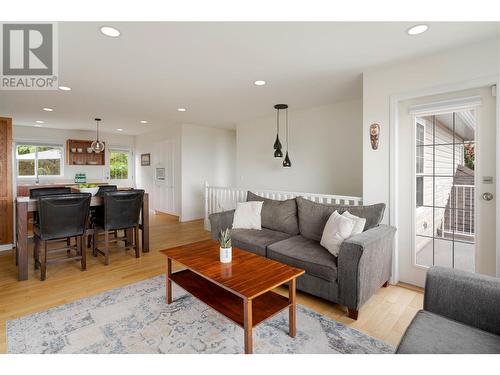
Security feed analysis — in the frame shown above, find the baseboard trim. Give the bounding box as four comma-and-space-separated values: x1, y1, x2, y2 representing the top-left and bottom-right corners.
0, 243, 13, 252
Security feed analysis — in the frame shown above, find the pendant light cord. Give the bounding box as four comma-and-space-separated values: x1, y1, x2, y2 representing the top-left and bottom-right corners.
286, 108, 289, 150
276, 108, 280, 134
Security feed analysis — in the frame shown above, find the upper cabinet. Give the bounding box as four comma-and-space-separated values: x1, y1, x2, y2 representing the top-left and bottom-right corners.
66, 139, 105, 166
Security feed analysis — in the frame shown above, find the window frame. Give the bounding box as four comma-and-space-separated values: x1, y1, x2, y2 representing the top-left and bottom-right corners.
15, 142, 65, 179
415, 119, 426, 209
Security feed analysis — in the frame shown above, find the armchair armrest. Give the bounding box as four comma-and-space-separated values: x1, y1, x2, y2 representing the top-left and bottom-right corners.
424, 266, 500, 335
337, 224, 396, 310
208, 210, 235, 240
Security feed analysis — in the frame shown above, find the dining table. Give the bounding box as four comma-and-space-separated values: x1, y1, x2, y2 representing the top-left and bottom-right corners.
14, 193, 149, 281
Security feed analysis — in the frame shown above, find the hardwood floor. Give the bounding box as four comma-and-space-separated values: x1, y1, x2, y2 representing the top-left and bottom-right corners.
0, 213, 422, 352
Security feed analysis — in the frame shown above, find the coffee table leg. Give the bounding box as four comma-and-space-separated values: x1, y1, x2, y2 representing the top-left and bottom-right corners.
289, 278, 296, 337
244, 298, 253, 354
166, 258, 172, 304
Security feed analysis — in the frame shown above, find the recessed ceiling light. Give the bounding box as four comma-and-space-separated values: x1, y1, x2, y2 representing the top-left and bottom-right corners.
100, 26, 121, 38
42, 107, 53, 112
254, 80, 266, 86
59, 86, 71, 91
34, 124, 43, 128
177, 108, 186, 112
36, 120, 44, 124
407, 24, 429, 36
140, 120, 148, 124
116, 128, 123, 131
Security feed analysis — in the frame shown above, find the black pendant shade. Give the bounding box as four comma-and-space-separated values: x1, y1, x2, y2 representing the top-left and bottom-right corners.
283, 151, 291, 167
273, 134, 282, 151
274, 147, 283, 158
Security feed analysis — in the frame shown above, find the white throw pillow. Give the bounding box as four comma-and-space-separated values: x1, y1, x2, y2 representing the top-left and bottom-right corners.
342, 210, 366, 235
320, 211, 355, 257
232, 201, 264, 230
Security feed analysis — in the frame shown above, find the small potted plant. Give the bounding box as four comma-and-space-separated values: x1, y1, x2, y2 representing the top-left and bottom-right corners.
218, 228, 232, 263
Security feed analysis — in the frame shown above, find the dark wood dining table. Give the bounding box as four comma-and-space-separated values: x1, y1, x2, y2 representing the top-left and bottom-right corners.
15, 193, 149, 281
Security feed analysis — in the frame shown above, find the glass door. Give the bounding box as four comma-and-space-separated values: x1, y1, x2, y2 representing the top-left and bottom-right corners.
414, 111, 476, 272
107, 148, 133, 187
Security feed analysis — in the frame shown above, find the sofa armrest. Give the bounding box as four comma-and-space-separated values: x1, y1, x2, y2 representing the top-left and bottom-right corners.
424, 266, 500, 335
337, 224, 396, 310
208, 210, 235, 240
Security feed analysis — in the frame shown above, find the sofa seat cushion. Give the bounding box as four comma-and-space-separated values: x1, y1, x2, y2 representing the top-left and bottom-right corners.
397, 310, 500, 354
231, 228, 291, 257
267, 235, 338, 282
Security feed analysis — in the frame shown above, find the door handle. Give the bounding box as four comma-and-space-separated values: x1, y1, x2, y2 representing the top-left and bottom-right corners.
482, 192, 494, 201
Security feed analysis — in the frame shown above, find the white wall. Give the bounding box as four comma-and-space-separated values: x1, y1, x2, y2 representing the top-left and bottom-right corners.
12, 125, 134, 183
363, 38, 499, 222
135, 124, 182, 216
236, 99, 363, 197
181, 124, 236, 222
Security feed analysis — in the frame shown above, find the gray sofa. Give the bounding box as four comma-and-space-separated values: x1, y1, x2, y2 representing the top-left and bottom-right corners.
209, 191, 396, 319
397, 266, 500, 353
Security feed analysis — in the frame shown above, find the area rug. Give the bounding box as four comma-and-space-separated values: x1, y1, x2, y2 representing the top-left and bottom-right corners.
7, 275, 394, 354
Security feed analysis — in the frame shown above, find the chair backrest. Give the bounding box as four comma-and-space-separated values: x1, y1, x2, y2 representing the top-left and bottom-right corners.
97, 185, 117, 196
30, 187, 72, 198
103, 190, 144, 231
37, 193, 91, 240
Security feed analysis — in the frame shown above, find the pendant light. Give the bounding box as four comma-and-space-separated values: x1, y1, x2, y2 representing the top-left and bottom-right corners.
91, 118, 105, 153
283, 106, 291, 167
273, 104, 285, 158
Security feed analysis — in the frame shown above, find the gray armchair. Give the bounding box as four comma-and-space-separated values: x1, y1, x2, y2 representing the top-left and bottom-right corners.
397, 266, 500, 353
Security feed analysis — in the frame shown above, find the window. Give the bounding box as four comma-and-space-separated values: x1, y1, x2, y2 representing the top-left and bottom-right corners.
16, 144, 63, 178
109, 150, 129, 180
415, 120, 425, 208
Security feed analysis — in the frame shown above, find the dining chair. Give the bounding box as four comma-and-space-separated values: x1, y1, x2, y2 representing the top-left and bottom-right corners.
87, 184, 119, 246
92, 190, 144, 265
27, 187, 74, 262
34, 193, 91, 281
96, 185, 117, 195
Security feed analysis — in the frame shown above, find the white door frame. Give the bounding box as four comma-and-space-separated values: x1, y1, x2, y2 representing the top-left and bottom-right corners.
389, 75, 500, 283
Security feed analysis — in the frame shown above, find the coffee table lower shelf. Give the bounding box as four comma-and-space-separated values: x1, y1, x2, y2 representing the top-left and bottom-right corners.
170, 269, 291, 328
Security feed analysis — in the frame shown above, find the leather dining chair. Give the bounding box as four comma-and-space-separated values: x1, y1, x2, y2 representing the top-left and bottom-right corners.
87, 185, 118, 248
92, 190, 144, 265
34, 193, 91, 281
28, 187, 74, 257
96, 185, 117, 195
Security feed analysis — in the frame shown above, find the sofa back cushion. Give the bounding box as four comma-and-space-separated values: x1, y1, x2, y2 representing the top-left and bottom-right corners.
246, 191, 299, 235
296, 196, 385, 241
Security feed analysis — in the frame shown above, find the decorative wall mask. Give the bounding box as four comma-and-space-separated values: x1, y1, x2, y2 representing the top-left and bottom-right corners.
370, 123, 380, 150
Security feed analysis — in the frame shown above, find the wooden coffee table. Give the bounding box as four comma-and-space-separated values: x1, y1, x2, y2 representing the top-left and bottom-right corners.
160, 239, 305, 354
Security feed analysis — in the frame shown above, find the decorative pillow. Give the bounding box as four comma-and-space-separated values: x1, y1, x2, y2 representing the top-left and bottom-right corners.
246, 191, 299, 235
296, 197, 385, 241
342, 210, 366, 235
320, 211, 355, 257
232, 201, 264, 230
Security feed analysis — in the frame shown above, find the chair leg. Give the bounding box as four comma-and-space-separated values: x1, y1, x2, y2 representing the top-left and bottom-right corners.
80, 236, 87, 271
92, 231, 97, 257
87, 233, 92, 249
34, 236, 40, 270
40, 241, 47, 281
134, 225, 140, 258
104, 230, 110, 266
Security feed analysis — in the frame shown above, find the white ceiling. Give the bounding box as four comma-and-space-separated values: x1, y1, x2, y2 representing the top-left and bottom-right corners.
1, 22, 498, 135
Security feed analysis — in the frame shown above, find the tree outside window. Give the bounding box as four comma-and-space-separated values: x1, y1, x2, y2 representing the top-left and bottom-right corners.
110, 151, 129, 179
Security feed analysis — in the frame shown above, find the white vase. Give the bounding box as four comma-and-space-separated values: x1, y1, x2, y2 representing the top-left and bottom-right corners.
220, 246, 232, 263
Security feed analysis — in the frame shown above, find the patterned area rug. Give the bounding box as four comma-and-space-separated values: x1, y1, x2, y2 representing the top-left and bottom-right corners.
7, 275, 394, 354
